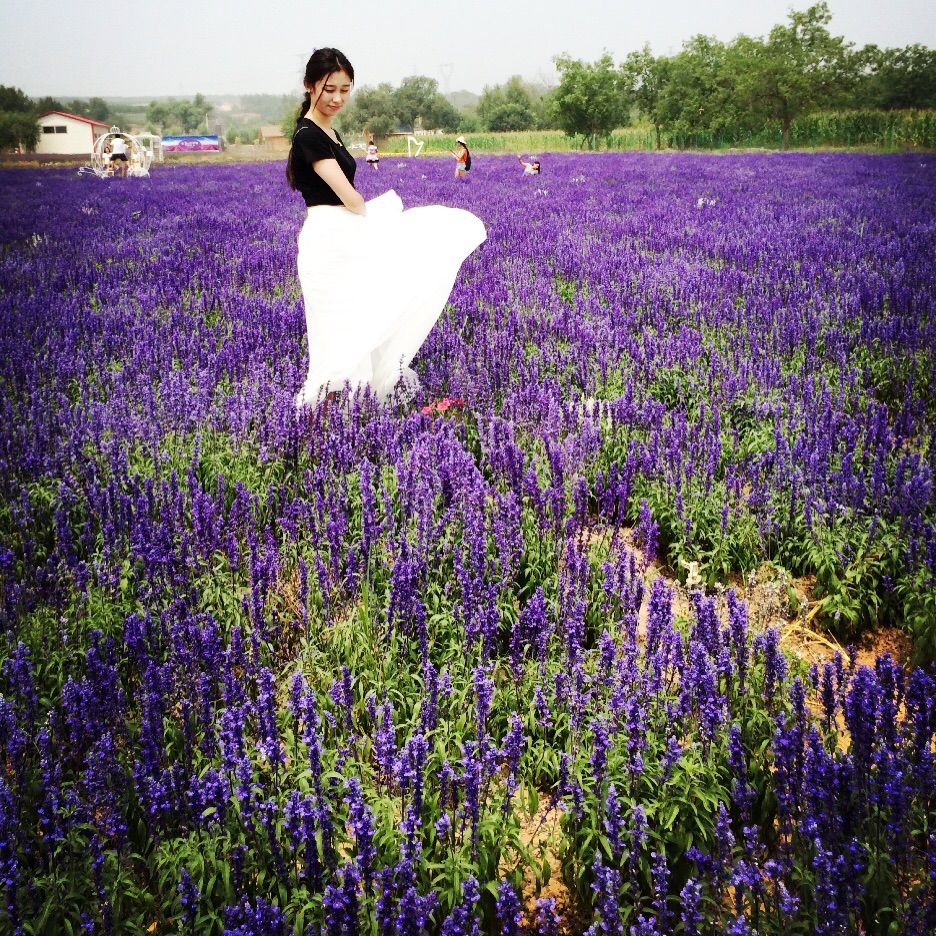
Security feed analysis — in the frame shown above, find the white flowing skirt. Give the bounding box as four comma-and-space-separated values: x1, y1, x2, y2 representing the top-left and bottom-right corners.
296, 189, 486, 406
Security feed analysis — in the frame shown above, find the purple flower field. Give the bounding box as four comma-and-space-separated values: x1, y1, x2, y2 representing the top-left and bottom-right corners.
1, 153, 935, 934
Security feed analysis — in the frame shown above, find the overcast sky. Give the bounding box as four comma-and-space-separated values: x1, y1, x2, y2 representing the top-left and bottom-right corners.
3, 0, 934, 99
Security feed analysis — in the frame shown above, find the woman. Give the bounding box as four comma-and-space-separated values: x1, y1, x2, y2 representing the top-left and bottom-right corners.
452, 136, 471, 178
288, 48, 486, 407
365, 138, 379, 170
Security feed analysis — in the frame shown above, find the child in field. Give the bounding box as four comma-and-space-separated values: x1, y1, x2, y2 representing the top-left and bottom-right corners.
286, 48, 486, 409
452, 137, 471, 178
366, 139, 379, 170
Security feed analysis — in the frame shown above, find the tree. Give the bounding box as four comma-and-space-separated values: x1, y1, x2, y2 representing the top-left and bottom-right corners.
188, 93, 213, 132
146, 96, 213, 134
65, 98, 110, 121
425, 94, 461, 132
174, 101, 201, 133
551, 54, 629, 147
0, 86, 33, 113
858, 44, 936, 109
280, 102, 302, 139
86, 97, 111, 122
489, 102, 536, 131
0, 112, 40, 152
657, 35, 745, 146
34, 96, 65, 114
339, 83, 398, 136
0, 86, 39, 152
337, 77, 470, 136
455, 111, 481, 133
478, 76, 537, 131
733, 2, 856, 148
393, 75, 441, 131
621, 46, 670, 148
146, 101, 171, 133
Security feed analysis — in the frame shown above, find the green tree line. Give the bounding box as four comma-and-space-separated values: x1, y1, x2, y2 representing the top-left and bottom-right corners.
145, 94, 213, 134
3, 3, 934, 153
324, 73, 553, 138
302, 75, 462, 137
554, 3, 936, 148
331, 3, 934, 149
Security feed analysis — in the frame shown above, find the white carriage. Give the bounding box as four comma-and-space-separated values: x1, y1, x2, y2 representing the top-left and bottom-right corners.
89, 126, 154, 178
135, 132, 164, 164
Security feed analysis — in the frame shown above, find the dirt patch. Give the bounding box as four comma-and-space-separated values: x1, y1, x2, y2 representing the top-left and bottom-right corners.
509, 794, 586, 934
519, 801, 570, 926
583, 526, 913, 672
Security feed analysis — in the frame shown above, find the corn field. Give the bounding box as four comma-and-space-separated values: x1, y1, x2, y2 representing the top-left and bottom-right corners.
374, 110, 936, 154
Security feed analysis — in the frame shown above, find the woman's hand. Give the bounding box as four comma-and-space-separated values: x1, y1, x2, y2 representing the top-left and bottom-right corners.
314, 158, 366, 214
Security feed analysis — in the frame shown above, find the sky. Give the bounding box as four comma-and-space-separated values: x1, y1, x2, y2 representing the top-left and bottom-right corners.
2, 0, 935, 99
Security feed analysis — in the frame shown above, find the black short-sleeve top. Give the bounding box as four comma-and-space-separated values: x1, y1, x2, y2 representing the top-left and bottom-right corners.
290, 118, 357, 207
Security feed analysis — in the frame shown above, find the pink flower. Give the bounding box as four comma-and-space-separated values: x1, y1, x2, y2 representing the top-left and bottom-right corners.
420, 397, 466, 417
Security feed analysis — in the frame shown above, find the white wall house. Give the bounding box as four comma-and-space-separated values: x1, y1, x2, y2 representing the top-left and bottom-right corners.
36, 111, 109, 155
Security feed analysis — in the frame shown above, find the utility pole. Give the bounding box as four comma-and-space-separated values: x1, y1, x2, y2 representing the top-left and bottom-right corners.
440, 63, 454, 98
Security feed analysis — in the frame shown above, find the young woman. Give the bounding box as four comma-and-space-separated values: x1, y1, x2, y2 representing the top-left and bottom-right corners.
287, 49, 486, 407
452, 137, 471, 178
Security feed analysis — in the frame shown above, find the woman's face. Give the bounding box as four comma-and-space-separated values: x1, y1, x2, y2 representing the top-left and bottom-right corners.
308, 69, 352, 119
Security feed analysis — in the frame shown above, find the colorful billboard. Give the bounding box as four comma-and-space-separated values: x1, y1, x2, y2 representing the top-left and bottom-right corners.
161, 135, 221, 152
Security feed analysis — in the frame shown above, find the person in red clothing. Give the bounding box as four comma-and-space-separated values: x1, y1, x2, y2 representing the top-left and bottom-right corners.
452, 136, 471, 178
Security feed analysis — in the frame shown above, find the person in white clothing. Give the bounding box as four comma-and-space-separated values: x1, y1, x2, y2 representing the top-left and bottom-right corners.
286, 48, 486, 411
109, 135, 129, 177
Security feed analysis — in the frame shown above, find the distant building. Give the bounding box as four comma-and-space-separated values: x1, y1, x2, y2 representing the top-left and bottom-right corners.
36, 111, 109, 154
259, 125, 287, 146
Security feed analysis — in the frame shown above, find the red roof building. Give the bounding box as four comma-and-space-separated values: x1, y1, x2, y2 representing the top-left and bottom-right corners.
36, 111, 110, 155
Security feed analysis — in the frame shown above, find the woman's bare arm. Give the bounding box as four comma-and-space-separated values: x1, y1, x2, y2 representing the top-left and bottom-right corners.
314, 158, 366, 214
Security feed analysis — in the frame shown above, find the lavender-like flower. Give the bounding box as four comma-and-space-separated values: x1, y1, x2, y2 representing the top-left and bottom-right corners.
222, 895, 287, 936
178, 868, 200, 933
0, 777, 21, 934
604, 783, 625, 863
500, 713, 525, 802
679, 877, 704, 936
535, 896, 560, 936
346, 776, 376, 894
256, 666, 285, 774
440, 876, 480, 936
650, 849, 671, 930
495, 879, 523, 936
323, 861, 361, 936
585, 854, 623, 936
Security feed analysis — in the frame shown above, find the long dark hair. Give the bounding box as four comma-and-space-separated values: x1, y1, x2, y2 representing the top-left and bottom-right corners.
286, 47, 355, 190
